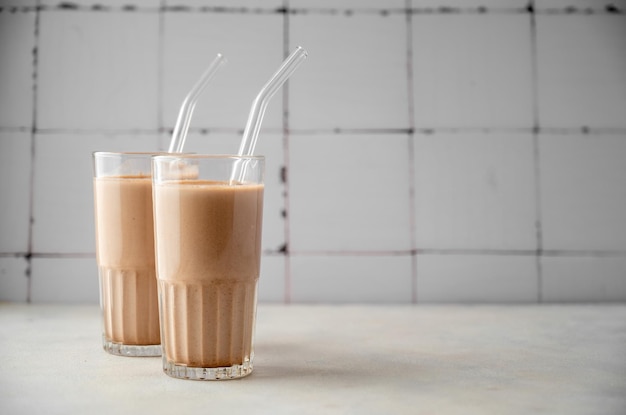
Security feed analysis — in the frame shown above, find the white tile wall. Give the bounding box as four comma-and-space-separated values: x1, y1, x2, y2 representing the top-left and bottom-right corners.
169, 0, 284, 8
30, 257, 99, 303
540, 133, 626, 251
291, 255, 413, 303
414, 132, 536, 250
0, 2, 624, 303
37, 10, 159, 130
0, 0, 37, 7
289, 134, 412, 252
289, 12, 410, 130
290, 0, 404, 10
162, 12, 284, 131
412, 13, 533, 129
542, 256, 626, 302
411, 0, 528, 7
536, 14, 626, 129
417, 254, 538, 303
537, 0, 626, 10
0, 11, 35, 129
0, 132, 31, 253
259, 254, 286, 302
38, 0, 161, 7
0, 257, 29, 302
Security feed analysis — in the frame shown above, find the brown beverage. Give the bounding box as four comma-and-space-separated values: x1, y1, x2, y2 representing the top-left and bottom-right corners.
154, 180, 264, 372
94, 176, 160, 351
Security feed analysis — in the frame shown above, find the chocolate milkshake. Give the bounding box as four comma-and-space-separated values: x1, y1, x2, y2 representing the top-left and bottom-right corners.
93, 153, 161, 357
152, 155, 264, 380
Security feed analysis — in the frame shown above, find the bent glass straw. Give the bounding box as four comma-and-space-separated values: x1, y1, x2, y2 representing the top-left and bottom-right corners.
238, 46, 308, 157
168, 53, 227, 153
233, 46, 308, 183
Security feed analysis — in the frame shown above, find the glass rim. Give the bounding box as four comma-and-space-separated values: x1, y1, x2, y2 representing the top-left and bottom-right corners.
152, 154, 265, 162
93, 151, 170, 157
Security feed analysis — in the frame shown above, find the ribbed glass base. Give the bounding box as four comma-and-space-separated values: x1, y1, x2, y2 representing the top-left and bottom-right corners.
103, 337, 161, 357
162, 357, 253, 380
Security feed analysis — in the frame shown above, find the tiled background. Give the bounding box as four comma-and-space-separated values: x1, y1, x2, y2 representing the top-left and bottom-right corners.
1, 0, 625, 303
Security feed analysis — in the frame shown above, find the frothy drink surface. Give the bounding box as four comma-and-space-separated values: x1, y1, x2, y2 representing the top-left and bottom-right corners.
154, 180, 264, 368
94, 176, 160, 346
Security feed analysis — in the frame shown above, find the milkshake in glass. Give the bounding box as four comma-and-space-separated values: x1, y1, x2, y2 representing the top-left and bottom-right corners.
93, 152, 161, 357
152, 154, 264, 380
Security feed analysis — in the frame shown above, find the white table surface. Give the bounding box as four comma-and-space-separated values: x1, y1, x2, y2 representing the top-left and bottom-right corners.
1, 303, 625, 414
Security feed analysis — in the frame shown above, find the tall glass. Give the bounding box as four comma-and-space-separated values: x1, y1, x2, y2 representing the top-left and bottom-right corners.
152, 154, 264, 380
93, 152, 161, 357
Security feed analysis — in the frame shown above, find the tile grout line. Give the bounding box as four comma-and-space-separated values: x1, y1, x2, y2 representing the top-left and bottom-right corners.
4, 4, 621, 15
25, 1, 42, 303
8, 249, 626, 259
529, 0, 544, 303
10, 126, 625, 136
282, 0, 292, 304
405, 0, 418, 304
286, 249, 626, 258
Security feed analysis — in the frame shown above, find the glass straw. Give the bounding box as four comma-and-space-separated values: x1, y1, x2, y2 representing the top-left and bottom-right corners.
232, 46, 307, 183
238, 46, 308, 157
168, 53, 227, 153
